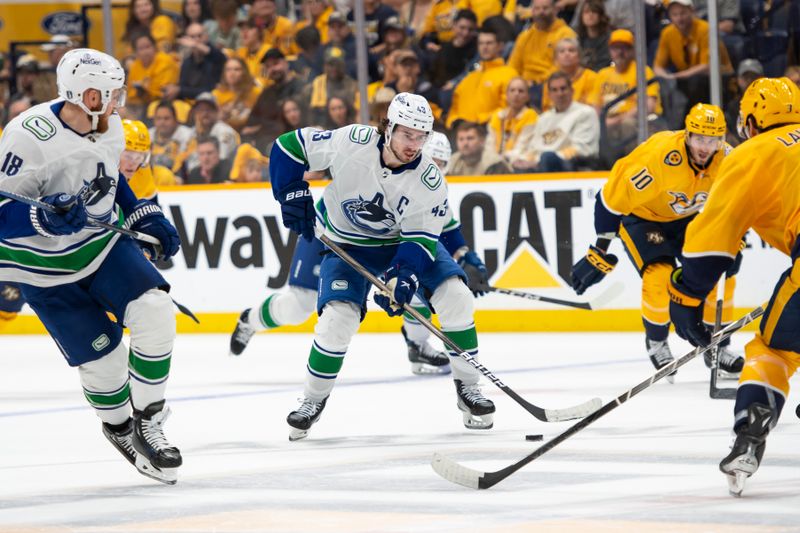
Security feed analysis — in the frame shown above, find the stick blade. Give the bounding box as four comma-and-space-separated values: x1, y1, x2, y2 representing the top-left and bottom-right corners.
431, 452, 484, 489
589, 281, 625, 310
544, 397, 602, 422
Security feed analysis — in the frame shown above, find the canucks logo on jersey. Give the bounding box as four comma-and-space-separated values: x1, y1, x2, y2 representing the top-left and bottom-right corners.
78, 162, 117, 223
341, 195, 397, 235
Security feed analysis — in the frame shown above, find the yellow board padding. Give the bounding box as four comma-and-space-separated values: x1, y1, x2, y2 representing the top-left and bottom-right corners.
494, 247, 562, 289
0, 308, 762, 335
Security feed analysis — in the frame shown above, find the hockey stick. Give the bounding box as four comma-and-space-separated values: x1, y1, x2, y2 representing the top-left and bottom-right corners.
482, 282, 624, 310
0, 189, 200, 324
317, 232, 602, 423
431, 305, 765, 489
709, 274, 736, 399
0, 188, 162, 247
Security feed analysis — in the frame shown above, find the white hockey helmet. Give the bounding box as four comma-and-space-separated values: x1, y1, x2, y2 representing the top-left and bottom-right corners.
57, 48, 126, 129
385, 92, 433, 142
423, 131, 452, 167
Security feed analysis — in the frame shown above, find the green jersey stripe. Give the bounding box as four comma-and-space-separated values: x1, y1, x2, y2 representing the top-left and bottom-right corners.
0, 231, 116, 272
399, 235, 437, 259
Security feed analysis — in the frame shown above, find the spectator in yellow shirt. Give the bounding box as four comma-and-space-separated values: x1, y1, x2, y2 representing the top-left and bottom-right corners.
486, 77, 539, 160
230, 142, 268, 182
236, 18, 272, 85
123, 0, 177, 53
420, 0, 458, 50
213, 57, 263, 131
654, 0, 733, 120
251, 0, 295, 56
457, 0, 503, 25
541, 37, 596, 111
591, 29, 663, 162
294, 0, 334, 44
446, 27, 518, 128
508, 0, 576, 106
127, 32, 180, 118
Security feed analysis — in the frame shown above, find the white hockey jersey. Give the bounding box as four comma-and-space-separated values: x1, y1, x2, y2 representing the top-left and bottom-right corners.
274, 124, 448, 263
0, 100, 124, 287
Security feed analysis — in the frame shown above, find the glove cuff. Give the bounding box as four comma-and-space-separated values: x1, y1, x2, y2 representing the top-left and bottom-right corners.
587, 245, 616, 274
669, 268, 704, 307
30, 205, 55, 238
123, 201, 162, 230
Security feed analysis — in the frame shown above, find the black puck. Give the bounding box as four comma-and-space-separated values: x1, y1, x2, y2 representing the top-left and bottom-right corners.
796, 403, 800, 419
525, 434, 543, 441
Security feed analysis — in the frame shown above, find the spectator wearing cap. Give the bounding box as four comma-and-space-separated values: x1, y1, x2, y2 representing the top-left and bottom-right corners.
428, 9, 478, 89
150, 100, 194, 173
486, 77, 538, 162
371, 15, 409, 56
383, 49, 439, 115
294, 0, 335, 44
213, 56, 262, 130
458, 0, 503, 25
127, 32, 180, 117
420, 0, 459, 51
292, 26, 325, 82
164, 22, 227, 100
250, 0, 294, 56
724, 59, 764, 145
591, 29, 662, 160
123, 0, 177, 53
325, 11, 358, 78
347, 0, 399, 48
187, 136, 234, 184
243, 48, 307, 152
654, 0, 733, 122
575, 0, 611, 72
41, 34, 77, 69
510, 71, 598, 172
183, 92, 240, 175
205, 0, 242, 51
14, 55, 53, 104
508, 0, 576, 89
305, 46, 358, 125
541, 37, 595, 111
236, 18, 271, 84
448, 121, 512, 175
446, 26, 517, 128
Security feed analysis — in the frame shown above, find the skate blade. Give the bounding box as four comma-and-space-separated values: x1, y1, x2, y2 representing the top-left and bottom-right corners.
411, 362, 451, 375
135, 456, 178, 485
289, 428, 309, 441
726, 471, 748, 497
665, 373, 676, 384
717, 370, 741, 381
462, 411, 494, 430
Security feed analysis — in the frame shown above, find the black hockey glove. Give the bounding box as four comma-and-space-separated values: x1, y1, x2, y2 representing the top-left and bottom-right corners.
124, 200, 181, 262
570, 245, 618, 295
278, 181, 315, 242
458, 250, 489, 297
374, 264, 419, 317
34, 193, 87, 236
668, 267, 711, 347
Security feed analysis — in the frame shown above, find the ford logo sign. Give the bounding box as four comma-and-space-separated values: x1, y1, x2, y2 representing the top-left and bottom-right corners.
41, 12, 85, 35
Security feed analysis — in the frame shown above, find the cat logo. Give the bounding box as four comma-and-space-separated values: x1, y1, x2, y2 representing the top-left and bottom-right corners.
664, 150, 683, 166
646, 230, 665, 244
668, 191, 708, 215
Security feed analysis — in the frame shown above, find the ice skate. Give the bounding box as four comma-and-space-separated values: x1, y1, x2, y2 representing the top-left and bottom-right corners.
229, 309, 256, 356
719, 403, 773, 497
704, 346, 745, 380
102, 419, 138, 467
646, 338, 676, 383
454, 379, 495, 429
402, 326, 451, 375
132, 400, 182, 485
287, 396, 328, 441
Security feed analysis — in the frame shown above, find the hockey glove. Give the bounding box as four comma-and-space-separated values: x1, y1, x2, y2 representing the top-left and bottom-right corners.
278, 181, 315, 242
374, 264, 419, 317
124, 200, 181, 262
458, 250, 490, 297
34, 193, 88, 236
668, 267, 711, 347
570, 245, 618, 295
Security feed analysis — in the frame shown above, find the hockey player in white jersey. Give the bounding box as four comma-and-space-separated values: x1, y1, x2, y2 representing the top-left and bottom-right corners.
270, 92, 495, 440
0, 49, 183, 484
229, 131, 490, 376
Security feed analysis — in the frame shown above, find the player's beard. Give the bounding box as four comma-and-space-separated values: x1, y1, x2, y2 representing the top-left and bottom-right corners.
89, 103, 110, 133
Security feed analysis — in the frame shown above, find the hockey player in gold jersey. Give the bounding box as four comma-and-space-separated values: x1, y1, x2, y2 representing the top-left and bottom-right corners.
669, 78, 800, 496
119, 119, 177, 202
571, 103, 744, 381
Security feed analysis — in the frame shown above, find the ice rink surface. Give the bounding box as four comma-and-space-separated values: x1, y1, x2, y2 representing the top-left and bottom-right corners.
1, 331, 799, 533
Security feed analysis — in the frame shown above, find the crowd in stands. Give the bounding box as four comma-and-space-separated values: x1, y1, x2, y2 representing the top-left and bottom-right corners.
1, 0, 799, 182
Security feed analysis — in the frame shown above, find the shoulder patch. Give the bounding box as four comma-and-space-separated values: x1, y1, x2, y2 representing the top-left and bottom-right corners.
664, 150, 682, 166
22, 115, 56, 141
420, 164, 442, 191
349, 126, 373, 145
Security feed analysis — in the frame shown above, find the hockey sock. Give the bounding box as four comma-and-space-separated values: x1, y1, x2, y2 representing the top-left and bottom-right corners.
249, 287, 317, 331
443, 325, 480, 385
303, 301, 360, 401
79, 342, 131, 425
403, 305, 433, 343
